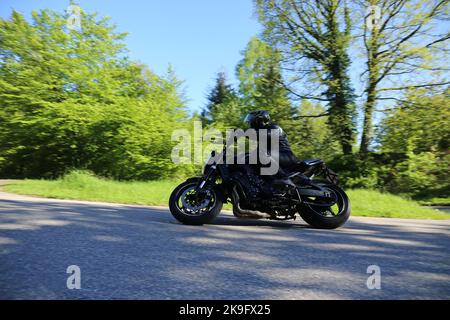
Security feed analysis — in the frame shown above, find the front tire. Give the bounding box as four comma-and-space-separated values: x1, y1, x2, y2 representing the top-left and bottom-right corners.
169, 179, 223, 225
298, 184, 350, 229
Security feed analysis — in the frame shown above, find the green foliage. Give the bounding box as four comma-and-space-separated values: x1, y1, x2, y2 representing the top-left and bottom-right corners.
236, 37, 299, 139
0, 9, 190, 180
358, 0, 449, 154
375, 91, 450, 198
417, 197, 450, 206
255, 0, 356, 154
378, 91, 450, 154
327, 154, 380, 189
327, 94, 449, 199
292, 101, 341, 160
388, 151, 439, 195
236, 38, 294, 114
201, 72, 241, 126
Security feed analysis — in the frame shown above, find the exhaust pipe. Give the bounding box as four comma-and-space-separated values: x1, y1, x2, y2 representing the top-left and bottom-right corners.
231, 187, 271, 219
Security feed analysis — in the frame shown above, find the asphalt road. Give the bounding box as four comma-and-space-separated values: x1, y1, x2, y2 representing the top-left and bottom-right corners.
0, 191, 449, 300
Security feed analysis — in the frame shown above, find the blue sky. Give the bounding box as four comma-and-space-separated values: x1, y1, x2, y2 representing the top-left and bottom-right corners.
0, 0, 262, 113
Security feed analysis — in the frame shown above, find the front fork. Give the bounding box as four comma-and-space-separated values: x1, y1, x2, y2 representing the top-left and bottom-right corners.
194, 165, 217, 194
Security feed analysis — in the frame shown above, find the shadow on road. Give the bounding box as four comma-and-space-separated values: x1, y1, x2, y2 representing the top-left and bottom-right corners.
0, 198, 449, 299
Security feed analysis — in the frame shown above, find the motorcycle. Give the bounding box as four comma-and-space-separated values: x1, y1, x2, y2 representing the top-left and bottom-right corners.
169, 148, 350, 229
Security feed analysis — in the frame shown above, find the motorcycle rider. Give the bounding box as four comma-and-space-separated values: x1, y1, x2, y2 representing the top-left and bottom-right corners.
243, 110, 310, 184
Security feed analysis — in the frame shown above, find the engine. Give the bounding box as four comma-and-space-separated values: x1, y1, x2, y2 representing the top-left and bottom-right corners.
230, 170, 263, 198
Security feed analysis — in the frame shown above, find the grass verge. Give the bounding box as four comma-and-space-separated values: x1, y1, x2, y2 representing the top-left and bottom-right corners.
416, 196, 450, 206
3, 171, 449, 219
346, 189, 449, 219
4, 171, 180, 206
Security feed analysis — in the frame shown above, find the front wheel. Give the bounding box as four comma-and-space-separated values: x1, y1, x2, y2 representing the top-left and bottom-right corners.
298, 184, 350, 229
169, 179, 223, 225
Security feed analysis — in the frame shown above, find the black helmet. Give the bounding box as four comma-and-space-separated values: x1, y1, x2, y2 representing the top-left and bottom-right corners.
244, 110, 271, 129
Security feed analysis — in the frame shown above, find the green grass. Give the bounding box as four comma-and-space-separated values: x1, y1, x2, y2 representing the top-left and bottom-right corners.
3, 171, 449, 219
4, 171, 180, 206
347, 189, 449, 219
416, 196, 450, 206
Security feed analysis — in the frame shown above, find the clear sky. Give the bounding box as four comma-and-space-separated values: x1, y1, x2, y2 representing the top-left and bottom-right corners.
0, 0, 262, 113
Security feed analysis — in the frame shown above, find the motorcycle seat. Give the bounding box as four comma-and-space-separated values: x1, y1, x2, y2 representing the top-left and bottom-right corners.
301, 159, 324, 167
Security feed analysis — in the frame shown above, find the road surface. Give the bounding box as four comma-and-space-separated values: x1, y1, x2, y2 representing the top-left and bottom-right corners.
0, 191, 449, 299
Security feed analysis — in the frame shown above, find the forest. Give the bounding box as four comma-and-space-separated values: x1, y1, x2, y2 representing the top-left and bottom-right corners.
0, 0, 449, 203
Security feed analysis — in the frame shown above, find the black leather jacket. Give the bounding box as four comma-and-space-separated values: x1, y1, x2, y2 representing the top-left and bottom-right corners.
257, 123, 293, 154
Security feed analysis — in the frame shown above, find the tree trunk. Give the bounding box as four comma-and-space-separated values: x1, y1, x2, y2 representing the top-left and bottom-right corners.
334, 90, 354, 155
360, 85, 376, 154
328, 56, 355, 155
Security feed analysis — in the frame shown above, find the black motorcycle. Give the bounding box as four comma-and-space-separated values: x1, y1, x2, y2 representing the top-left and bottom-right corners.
169, 149, 350, 229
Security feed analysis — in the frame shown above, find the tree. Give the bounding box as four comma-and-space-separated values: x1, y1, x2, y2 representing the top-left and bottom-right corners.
255, 0, 357, 154
0, 9, 189, 179
378, 89, 450, 154
0, 9, 127, 177
236, 36, 296, 126
376, 90, 450, 196
293, 100, 341, 160
201, 71, 240, 126
358, 0, 449, 154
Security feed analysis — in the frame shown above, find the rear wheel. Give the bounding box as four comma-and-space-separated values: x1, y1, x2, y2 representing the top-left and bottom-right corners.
298, 184, 350, 229
169, 179, 223, 225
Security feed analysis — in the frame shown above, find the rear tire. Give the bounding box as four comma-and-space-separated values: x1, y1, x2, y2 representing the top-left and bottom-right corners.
169, 179, 223, 225
298, 184, 350, 229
